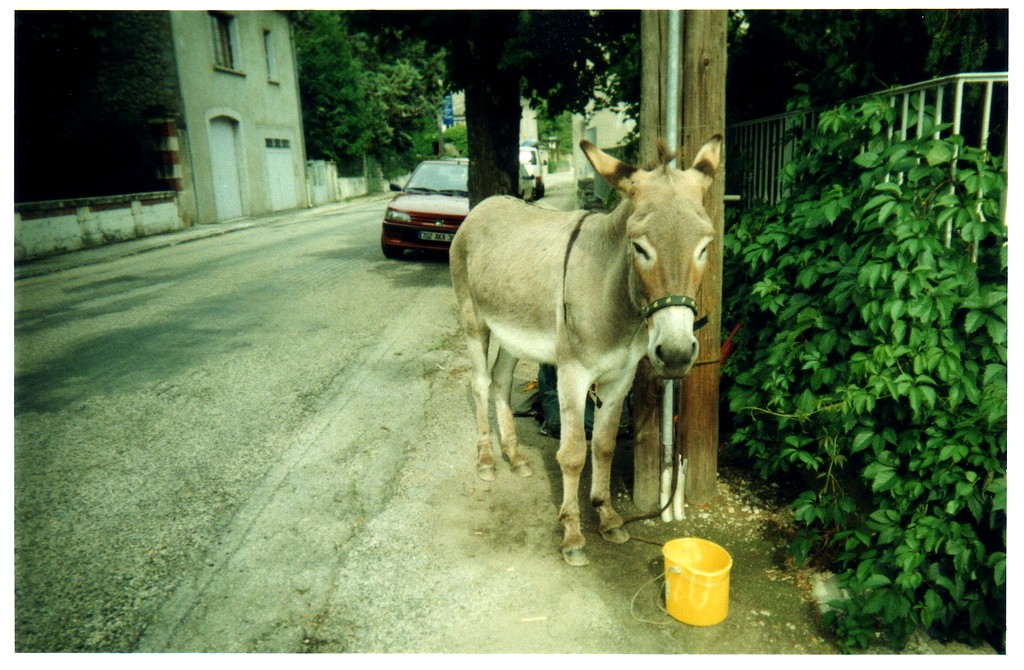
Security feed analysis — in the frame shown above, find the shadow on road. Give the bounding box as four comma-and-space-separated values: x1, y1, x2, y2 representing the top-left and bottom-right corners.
372, 251, 452, 289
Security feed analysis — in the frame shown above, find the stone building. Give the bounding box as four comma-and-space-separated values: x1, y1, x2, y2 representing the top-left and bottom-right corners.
15, 10, 308, 259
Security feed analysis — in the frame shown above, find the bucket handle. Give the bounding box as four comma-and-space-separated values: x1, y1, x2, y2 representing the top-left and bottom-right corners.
667, 564, 730, 588
629, 572, 677, 626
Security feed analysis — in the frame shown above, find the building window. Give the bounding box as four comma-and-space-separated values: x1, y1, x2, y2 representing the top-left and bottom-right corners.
265, 138, 291, 149
209, 12, 238, 70
263, 30, 278, 82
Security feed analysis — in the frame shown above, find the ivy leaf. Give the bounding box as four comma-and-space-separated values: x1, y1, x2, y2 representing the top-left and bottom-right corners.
875, 199, 893, 225
824, 199, 842, 223
874, 181, 903, 196
863, 193, 893, 211
964, 310, 986, 335
926, 142, 954, 166
864, 462, 898, 492
983, 363, 1007, 387
863, 573, 892, 589
991, 554, 1006, 586
854, 151, 882, 168
908, 164, 938, 183
851, 430, 874, 453
985, 317, 1007, 344
918, 384, 937, 410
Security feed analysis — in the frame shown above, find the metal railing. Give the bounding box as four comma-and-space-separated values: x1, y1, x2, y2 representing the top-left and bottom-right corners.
726, 72, 1009, 207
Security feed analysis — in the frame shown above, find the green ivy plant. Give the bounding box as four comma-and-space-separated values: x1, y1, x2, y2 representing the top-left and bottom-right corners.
722, 97, 1007, 652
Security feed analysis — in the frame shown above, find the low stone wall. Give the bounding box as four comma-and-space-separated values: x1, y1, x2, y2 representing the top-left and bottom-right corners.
15, 192, 183, 262
337, 176, 368, 200
337, 173, 388, 200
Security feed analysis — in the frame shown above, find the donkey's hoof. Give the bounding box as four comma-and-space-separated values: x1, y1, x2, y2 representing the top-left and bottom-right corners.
477, 465, 496, 481
512, 461, 533, 478
600, 525, 630, 544
561, 547, 590, 567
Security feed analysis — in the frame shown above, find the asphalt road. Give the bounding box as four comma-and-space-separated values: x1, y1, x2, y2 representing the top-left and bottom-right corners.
13, 192, 462, 651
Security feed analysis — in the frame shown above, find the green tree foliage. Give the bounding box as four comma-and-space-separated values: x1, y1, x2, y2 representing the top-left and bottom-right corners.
358, 10, 636, 205
441, 124, 468, 158
536, 109, 574, 171
292, 11, 446, 177
721, 99, 1007, 651
292, 12, 373, 168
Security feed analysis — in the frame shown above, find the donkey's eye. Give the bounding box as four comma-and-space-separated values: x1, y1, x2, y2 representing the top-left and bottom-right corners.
632, 242, 651, 261
696, 238, 712, 262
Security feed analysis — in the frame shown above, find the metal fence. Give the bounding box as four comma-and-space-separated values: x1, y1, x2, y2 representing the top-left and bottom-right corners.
726, 72, 1009, 207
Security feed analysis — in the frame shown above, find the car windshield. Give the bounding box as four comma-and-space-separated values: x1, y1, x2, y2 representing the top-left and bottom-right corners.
519, 149, 537, 165
404, 161, 469, 197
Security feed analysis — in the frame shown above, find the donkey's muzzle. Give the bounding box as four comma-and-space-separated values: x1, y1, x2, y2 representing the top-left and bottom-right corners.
652, 337, 699, 378
646, 298, 702, 378
655, 340, 698, 369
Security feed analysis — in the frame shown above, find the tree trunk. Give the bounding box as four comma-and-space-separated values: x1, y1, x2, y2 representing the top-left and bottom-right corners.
464, 78, 520, 208
463, 29, 521, 208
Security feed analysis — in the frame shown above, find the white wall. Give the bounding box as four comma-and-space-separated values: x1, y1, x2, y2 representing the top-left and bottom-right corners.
15, 194, 184, 262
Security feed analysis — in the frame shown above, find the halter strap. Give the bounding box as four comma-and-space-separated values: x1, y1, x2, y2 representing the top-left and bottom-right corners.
641, 295, 711, 331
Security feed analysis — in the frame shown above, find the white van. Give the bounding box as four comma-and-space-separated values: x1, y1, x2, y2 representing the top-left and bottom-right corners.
518, 144, 545, 199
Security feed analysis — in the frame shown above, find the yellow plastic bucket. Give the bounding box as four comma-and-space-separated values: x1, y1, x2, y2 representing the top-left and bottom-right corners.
662, 537, 732, 626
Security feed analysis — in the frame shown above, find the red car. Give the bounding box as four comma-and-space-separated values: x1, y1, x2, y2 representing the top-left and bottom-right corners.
380, 159, 469, 259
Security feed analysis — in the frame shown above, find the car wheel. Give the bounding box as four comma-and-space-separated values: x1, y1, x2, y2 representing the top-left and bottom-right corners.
535, 182, 545, 199
381, 235, 404, 260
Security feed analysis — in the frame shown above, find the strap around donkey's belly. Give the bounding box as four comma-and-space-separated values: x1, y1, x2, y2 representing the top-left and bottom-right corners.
562, 211, 596, 321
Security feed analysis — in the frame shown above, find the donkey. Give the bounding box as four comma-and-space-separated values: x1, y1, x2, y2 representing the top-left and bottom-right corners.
449, 135, 722, 566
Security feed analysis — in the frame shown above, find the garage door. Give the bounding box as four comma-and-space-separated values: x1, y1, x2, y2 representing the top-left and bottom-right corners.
265, 138, 297, 211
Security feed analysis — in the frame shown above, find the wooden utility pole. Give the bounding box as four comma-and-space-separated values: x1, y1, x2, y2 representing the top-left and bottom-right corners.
677, 10, 728, 504
632, 10, 727, 510
632, 10, 671, 512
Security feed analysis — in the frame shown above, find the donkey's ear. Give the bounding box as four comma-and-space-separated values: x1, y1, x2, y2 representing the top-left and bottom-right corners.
689, 134, 723, 186
581, 139, 637, 192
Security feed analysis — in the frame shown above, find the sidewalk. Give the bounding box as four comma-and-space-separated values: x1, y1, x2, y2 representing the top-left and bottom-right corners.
14, 192, 393, 281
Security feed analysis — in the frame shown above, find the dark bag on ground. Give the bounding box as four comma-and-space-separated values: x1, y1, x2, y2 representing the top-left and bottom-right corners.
528, 364, 632, 439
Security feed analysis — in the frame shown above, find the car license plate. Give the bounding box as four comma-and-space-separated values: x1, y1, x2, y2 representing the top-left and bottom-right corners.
419, 231, 454, 242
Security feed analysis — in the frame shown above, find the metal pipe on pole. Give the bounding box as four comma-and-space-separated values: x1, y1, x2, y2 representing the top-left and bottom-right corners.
665, 10, 680, 168
659, 10, 685, 522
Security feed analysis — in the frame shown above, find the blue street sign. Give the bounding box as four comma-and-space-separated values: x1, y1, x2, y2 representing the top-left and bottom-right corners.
441, 93, 454, 127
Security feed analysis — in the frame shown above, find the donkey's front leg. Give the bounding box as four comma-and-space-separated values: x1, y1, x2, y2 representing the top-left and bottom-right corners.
555, 365, 592, 566
589, 373, 633, 545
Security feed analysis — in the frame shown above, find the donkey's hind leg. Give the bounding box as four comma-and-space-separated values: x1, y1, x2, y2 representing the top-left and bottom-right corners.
491, 347, 532, 477
464, 327, 497, 481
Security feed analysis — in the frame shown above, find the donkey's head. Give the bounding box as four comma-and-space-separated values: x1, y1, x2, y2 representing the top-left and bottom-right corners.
581, 135, 722, 378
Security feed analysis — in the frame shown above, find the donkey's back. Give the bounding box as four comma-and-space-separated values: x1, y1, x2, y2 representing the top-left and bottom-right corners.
450, 195, 583, 363
451, 195, 578, 290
